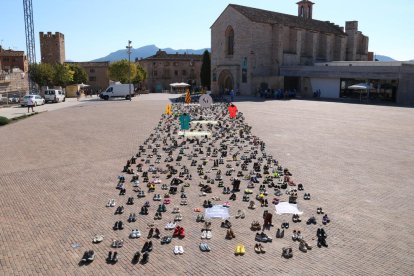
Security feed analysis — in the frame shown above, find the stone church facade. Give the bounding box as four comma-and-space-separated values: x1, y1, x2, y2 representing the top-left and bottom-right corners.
210, 1, 369, 95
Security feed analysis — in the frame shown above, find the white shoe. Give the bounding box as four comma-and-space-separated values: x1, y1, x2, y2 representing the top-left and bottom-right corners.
178, 246, 184, 254
206, 230, 212, 240
110, 199, 116, 207
201, 230, 207, 239
174, 246, 180, 255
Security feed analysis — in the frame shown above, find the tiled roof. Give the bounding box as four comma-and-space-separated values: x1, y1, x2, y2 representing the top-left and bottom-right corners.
229, 4, 345, 36
144, 50, 203, 61
0, 50, 25, 57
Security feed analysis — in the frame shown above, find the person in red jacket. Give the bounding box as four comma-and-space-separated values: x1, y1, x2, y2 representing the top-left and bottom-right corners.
228, 104, 238, 119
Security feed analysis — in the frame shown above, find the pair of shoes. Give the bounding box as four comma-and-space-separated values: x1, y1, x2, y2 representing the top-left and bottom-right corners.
130, 229, 141, 238
196, 214, 205, 222
292, 230, 303, 241
165, 221, 176, 230
248, 201, 256, 209
298, 183, 304, 191
201, 230, 212, 239
113, 221, 124, 230
115, 206, 124, 215
172, 207, 180, 213
292, 214, 301, 223
194, 207, 202, 212
204, 221, 212, 230
132, 251, 140, 263
299, 240, 312, 252
274, 189, 283, 196
137, 191, 146, 197
147, 228, 161, 239
223, 187, 231, 194
244, 188, 253, 194
282, 247, 293, 258
303, 193, 311, 200
106, 251, 118, 263
281, 222, 289, 229
173, 245, 184, 255
260, 199, 269, 207
81, 250, 95, 263
203, 200, 213, 208
223, 201, 231, 207
153, 194, 162, 201
255, 232, 272, 243
317, 228, 327, 238
242, 195, 250, 202
235, 209, 245, 219
317, 236, 328, 248
154, 212, 163, 220
180, 199, 188, 205
161, 235, 172, 244
322, 214, 330, 224
173, 226, 185, 238
119, 188, 126, 195
225, 228, 235, 239
128, 213, 137, 222
92, 234, 104, 243
174, 214, 183, 221
251, 221, 261, 231
254, 243, 266, 254
221, 220, 232, 228
111, 239, 124, 248
141, 240, 153, 252
127, 197, 134, 205
235, 244, 246, 255
106, 199, 116, 207
276, 228, 285, 238
317, 207, 324, 214
229, 193, 237, 200
199, 242, 211, 252
306, 216, 317, 225
140, 206, 149, 215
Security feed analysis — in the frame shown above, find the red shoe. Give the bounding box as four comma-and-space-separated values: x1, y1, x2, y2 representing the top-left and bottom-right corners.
179, 227, 185, 238
173, 226, 180, 237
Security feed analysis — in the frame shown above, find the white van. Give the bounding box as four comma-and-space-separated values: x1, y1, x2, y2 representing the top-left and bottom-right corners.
44, 89, 65, 103
100, 84, 134, 100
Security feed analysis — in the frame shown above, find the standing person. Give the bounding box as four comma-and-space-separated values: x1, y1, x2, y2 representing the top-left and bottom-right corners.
76, 90, 80, 101
27, 96, 34, 113
230, 89, 235, 102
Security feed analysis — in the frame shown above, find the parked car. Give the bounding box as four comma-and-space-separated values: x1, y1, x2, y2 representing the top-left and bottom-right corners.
21, 95, 45, 106
9, 95, 20, 103
44, 89, 65, 103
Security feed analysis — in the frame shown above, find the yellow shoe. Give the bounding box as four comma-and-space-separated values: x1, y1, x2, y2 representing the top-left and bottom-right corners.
235, 245, 241, 255
240, 244, 245, 255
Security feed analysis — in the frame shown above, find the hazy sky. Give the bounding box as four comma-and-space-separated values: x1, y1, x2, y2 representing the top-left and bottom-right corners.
1, 0, 412, 61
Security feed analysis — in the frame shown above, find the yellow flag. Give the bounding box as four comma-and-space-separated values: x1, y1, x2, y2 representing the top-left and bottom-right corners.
185, 89, 191, 104
165, 103, 172, 115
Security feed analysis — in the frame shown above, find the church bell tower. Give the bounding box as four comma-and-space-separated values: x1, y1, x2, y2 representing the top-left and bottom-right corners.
297, 0, 314, 19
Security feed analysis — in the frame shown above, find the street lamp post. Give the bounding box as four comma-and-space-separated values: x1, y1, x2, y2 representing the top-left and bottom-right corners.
126, 40, 132, 101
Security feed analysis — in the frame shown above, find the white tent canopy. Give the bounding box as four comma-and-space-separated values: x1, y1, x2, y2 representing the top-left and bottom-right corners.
348, 83, 372, 101
170, 82, 190, 88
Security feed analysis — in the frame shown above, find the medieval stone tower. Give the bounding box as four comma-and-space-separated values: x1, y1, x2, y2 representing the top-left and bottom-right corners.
39, 32, 65, 64
297, 0, 314, 19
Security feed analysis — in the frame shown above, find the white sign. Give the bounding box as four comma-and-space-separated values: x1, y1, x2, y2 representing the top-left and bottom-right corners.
199, 94, 213, 108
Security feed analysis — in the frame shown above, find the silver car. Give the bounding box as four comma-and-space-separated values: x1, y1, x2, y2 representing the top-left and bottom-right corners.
21, 95, 45, 107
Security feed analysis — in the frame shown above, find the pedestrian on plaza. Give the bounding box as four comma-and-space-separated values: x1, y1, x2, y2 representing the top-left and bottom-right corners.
27, 96, 35, 113
230, 89, 235, 102
76, 90, 80, 101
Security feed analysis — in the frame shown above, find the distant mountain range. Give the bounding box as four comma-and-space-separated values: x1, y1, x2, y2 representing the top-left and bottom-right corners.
90, 46, 413, 63
91, 44, 210, 62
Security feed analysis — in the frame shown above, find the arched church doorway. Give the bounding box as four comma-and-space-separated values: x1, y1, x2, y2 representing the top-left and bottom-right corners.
218, 70, 234, 94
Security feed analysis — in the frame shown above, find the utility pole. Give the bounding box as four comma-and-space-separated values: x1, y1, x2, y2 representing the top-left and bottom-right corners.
23, 0, 36, 94
126, 40, 132, 101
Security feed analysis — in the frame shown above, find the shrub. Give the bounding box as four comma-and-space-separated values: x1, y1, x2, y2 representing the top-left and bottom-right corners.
0, 116, 10, 126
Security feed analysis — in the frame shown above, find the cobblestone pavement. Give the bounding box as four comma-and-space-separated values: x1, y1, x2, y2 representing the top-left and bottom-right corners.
0, 94, 413, 275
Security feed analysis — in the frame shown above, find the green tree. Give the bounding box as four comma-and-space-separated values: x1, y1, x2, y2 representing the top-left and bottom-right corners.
200, 50, 211, 89
109, 60, 137, 83
132, 63, 147, 84
52, 63, 74, 87
68, 64, 88, 84
29, 63, 54, 87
